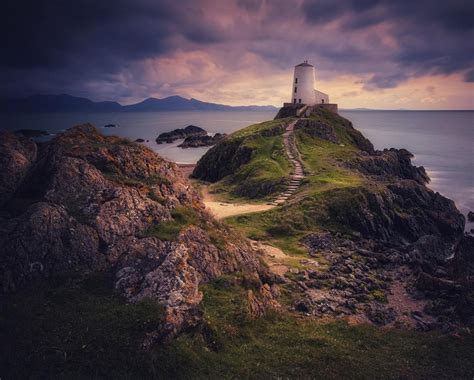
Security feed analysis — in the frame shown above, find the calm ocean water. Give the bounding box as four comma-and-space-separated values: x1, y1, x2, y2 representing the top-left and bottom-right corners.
0, 110, 472, 228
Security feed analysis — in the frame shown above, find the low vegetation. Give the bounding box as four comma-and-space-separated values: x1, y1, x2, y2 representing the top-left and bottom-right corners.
3, 274, 473, 378
193, 118, 294, 200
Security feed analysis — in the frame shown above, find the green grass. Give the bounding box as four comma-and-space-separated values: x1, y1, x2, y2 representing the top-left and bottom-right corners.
0, 272, 164, 379
144, 206, 200, 241
223, 111, 381, 254
4, 274, 473, 378
197, 118, 294, 199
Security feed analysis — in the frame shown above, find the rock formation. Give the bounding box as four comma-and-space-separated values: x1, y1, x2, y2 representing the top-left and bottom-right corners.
0, 124, 267, 342
156, 125, 206, 144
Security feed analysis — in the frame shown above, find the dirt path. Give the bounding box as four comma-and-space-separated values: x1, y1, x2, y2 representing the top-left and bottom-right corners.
201, 187, 274, 219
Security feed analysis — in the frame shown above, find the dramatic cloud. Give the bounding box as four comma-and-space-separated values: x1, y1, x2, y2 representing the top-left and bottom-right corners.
1, 0, 473, 108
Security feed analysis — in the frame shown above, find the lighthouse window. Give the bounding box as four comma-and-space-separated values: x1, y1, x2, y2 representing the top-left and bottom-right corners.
298, 98, 302, 103
293, 98, 296, 104
295, 78, 298, 84
294, 86, 297, 93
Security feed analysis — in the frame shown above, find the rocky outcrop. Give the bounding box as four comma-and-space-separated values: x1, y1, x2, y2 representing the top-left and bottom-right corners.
295, 119, 339, 143
347, 148, 429, 184
192, 122, 285, 183
0, 132, 37, 207
247, 284, 281, 318
327, 182, 464, 243
178, 133, 226, 148
0, 124, 264, 341
467, 211, 474, 222
156, 125, 206, 144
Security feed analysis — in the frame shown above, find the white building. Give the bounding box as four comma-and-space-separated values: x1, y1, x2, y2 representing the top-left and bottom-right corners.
291, 61, 329, 105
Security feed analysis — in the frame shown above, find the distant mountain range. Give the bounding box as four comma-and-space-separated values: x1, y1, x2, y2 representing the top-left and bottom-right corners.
0, 94, 277, 113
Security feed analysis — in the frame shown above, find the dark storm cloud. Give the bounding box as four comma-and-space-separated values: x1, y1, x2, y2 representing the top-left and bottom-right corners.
0, 0, 224, 97
0, 0, 472, 99
302, 0, 474, 88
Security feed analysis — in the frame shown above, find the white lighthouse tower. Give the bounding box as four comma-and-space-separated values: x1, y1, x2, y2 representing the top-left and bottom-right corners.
291, 61, 329, 106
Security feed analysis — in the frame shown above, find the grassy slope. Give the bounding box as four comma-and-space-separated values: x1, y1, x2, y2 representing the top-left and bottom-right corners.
2, 274, 473, 379
202, 118, 294, 201
225, 109, 375, 256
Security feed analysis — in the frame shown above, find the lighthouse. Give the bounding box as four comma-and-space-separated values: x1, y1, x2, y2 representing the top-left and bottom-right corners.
291, 61, 329, 105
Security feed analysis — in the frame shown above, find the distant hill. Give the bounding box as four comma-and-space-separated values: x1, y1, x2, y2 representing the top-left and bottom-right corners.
0, 94, 277, 113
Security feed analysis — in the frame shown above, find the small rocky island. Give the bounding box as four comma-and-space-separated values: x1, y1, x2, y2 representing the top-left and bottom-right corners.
156, 125, 206, 144
156, 124, 226, 148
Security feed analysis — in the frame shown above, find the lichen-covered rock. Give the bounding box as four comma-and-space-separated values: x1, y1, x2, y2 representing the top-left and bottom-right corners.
0, 202, 101, 292
0, 124, 263, 341
247, 284, 280, 318
0, 131, 37, 206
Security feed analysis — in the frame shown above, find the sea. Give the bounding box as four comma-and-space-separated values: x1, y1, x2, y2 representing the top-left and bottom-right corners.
0, 110, 472, 229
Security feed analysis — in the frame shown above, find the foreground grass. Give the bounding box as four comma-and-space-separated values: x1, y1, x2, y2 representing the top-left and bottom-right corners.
2, 274, 473, 379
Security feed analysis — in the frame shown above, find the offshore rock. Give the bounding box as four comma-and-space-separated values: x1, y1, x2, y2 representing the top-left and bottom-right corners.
156, 125, 206, 144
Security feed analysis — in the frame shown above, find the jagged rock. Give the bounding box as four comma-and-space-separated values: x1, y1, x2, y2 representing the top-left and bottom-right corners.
0, 202, 101, 292
247, 284, 280, 318
327, 182, 464, 243
0, 132, 37, 207
347, 148, 429, 185
0, 124, 263, 342
410, 235, 453, 269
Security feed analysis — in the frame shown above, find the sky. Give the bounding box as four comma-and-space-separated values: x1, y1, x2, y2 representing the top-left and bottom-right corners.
1, 0, 473, 109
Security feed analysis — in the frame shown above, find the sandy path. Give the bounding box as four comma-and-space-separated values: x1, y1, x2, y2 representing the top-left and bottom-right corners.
201, 187, 274, 219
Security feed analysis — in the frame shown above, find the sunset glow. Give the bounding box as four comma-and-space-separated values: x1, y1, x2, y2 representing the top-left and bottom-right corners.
1, 0, 473, 109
